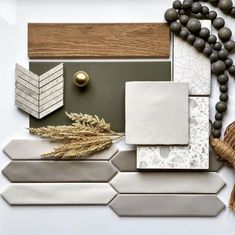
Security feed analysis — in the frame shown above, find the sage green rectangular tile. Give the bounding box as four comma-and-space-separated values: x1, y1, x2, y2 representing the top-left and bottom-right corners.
29, 61, 171, 131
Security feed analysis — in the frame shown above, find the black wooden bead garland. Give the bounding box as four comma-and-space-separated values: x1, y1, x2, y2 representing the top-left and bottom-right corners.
164, 0, 235, 138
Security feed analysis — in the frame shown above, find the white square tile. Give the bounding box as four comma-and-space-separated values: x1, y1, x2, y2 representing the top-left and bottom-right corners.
137, 97, 209, 169
174, 20, 211, 95
125, 82, 189, 145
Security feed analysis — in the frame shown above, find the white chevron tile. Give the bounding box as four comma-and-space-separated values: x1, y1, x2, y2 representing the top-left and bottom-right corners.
15, 63, 64, 119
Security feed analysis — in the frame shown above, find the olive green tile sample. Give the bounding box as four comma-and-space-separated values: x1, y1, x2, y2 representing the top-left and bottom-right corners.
2, 161, 117, 182
110, 194, 225, 217
3, 139, 118, 160
29, 61, 171, 131
2, 183, 117, 205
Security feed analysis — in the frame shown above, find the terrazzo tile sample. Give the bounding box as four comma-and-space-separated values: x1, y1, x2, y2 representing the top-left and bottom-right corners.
110, 172, 225, 193
125, 82, 189, 145
3, 139, 118, 160
110, 194, 225, 217
173, 20, 211, 95
2, 161, 117, 182
137, 97, 209, 169
2, 183, 117, 205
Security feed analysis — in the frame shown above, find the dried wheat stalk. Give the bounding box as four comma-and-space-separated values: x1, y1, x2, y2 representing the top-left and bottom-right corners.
29, 112, 123, 158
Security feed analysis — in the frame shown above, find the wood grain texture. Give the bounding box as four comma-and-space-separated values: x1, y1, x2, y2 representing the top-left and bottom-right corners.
28, 23, 170, 58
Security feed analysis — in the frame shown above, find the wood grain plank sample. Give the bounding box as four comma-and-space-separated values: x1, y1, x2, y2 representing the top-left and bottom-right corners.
28, 23, 170, 58
29, 62, 171, 131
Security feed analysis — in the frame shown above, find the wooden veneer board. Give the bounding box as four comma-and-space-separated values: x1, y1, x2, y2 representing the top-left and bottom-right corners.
28, 23, 170, 58
29, 61, 171, 131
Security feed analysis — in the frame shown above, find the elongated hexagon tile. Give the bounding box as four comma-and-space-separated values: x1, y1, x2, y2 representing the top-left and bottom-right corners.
111, 150, 136, 172
2, 183, 117, 205
110, 172, 225, 193
109, 194, 225, 217
111, 149, 223, 172
2, 161, 117, 183
3, 140, 118, 160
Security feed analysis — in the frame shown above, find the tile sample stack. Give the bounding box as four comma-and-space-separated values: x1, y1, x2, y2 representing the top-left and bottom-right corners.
136, 20, 211, 170
1, 140, 225, 216
15, 63, 64, 119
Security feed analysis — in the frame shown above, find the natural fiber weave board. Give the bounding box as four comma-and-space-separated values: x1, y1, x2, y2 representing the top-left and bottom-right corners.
28, 23, 170, 58
29, 61, 171, 131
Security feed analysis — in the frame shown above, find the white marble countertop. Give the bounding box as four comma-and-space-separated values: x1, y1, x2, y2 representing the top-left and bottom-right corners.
0, 0, 235, 234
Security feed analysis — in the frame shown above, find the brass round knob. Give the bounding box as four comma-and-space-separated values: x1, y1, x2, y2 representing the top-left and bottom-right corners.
73, 71, 90, 87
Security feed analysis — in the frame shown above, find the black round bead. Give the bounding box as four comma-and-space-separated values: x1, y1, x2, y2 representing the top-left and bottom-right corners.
187, 18, 201, 33
230, 7, 235, 17
215, 112, 223, 120
208, 35, 217, 44
228, 65, 235, 75
213, 42, 222, 51
179, 29, 189, 40
216, 101, 227, 112
170, 22, 182, 34
173, 0, 182, 9
224, 40, 235, 51
213, 17, 225, 29
202, 6, 209, 15
211, 60, 226, 75
218, 27, 232, 42
183, 0, 193, 9
179, 9, 186, 15
220, 84, 228, 92
194, 38, 205, 51
220, 92, 229, 101
208, 0, 219, 3
218, 0, 233, 12
180, 15, 189, 25
186, 34, 196, 45
212, 129, 221, 138
199, 27, 210, 39
213, 120, 222, 129
164, 8, 179, 23
203, 46, 212, 57
225, 58, 233, 67
217, 74, 229, 84
218, 49, 228, 60
208, 11, 217, 20
209, 52, 219, 62
191, 2, 202, 14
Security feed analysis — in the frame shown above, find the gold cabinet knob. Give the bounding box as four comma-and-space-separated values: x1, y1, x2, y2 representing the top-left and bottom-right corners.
73, 71, 90, 87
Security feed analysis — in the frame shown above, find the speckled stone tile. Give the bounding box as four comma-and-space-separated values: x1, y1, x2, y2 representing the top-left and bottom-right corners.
2, 161, 117, 182
110, 172, 225, 193
125, 82, 189, 145
2, 183, 117, 205
137, 97, 209, 169
173, 20, 211, 95
110, 194, 225, 217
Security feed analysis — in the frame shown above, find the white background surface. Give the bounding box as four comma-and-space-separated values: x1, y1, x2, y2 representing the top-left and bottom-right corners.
0, 0, 235, 234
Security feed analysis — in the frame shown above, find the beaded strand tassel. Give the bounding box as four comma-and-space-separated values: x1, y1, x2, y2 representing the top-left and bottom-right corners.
164, 0, 235, 210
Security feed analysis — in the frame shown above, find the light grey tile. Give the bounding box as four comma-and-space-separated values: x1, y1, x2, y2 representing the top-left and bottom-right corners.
2, 183, 117, 205
2, 161, 117, 182
39, 76, 63, 94
15, 82, 39, 100
125, 82, 188, 145
38, 100, 63, 118
109, 194, 225, 217
39, 93, 63, 112
39, 68, 63, 87
16, 94, 39, 112
3, 139, 118, 160
137, 97, 209, 169
16, 63, 38, 81
15, 100, 39, 118
173, 20, 211, 95
39, 63, 63, 81
110, 172, 225, 193
39, 82, 63, 100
